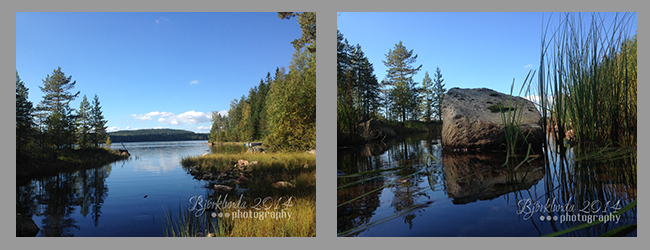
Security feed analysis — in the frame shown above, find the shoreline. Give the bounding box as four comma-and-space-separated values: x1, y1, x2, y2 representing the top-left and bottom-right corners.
16, 148, 130, 182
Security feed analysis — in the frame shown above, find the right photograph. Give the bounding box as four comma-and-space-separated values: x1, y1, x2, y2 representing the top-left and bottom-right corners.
336, 12, 637, 237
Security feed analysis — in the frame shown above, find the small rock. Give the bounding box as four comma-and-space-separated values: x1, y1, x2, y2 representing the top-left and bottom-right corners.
236, 174, 249, 187
202, 172, 213, 180
213, 184, 233, 194
272, 181, 295, 189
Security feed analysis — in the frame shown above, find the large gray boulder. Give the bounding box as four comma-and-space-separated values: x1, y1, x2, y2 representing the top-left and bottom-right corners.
441, 88, 544, 151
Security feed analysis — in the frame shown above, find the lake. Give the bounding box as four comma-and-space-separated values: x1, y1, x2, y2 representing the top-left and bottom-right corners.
337, 134, 637, 237
16, 140, 247, 237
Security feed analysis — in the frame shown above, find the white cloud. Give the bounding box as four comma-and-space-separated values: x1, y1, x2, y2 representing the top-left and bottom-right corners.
107, 126, 120, 132
196, 126, 210, 131
155, 16, 170, 24
524, 64, 533, 69
189, 80, 200, 85
132, 110, 211, 125
218, 110, 228, 117
524, 95, 555, 109
131, 111, 173, 121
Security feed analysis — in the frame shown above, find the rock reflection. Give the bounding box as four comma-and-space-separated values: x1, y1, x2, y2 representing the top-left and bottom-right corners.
443, 153, 545, 204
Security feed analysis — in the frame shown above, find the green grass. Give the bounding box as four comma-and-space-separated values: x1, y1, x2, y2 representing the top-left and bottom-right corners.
173, 152, 316, 236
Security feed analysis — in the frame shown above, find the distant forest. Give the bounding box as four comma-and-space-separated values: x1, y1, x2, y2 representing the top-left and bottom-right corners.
108, 129, 208, 142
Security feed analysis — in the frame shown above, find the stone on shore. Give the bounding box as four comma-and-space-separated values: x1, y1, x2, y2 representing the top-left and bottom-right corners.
441, 88, 544, 151
272, 181, 295, 189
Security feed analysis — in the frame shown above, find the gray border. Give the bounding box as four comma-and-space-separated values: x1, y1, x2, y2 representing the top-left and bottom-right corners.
4, 0, 646, 247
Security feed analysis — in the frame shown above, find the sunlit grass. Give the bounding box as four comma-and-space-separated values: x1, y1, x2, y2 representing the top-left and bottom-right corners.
172, 151, 316, 237
217, 195, 316, 237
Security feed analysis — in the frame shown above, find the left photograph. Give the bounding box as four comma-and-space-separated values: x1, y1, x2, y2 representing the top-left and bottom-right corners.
16, 12, 316, 237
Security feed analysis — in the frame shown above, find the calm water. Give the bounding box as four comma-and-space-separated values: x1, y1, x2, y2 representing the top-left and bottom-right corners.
337, 134, 637, 237
16, 140, 247, 237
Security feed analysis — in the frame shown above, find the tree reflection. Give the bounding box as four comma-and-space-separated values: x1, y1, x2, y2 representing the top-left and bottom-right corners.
16, 164, 111, 236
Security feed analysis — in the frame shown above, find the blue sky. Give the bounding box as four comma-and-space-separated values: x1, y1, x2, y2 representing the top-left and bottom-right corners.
337, 12, 637, 102
16, 12, 302, 133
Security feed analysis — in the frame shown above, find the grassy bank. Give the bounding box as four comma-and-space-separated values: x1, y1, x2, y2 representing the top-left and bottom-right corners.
175, 152, 316, 237
16, 148, 130, 181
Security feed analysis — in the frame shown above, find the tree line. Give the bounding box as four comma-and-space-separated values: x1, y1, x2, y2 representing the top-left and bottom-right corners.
16, 67, 109, 160
337, 30, 446, 144
108, 128, 208, 142
208, 12, 316, 152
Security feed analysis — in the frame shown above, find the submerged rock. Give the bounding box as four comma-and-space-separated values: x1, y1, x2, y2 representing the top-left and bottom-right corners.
441, 88, 544, 151
213, 184, 233, 194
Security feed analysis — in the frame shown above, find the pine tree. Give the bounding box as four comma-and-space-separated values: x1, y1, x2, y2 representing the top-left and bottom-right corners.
76, 95, 92, 149
432, 67, 446, 121
38, 67, 80, 149
90, 94, 108, 148
383, 41, 422, 123
47, 103, 76, 149
16, 71, 34, 156
420, 71, 434, 122
278, 12, 316, 52
38, 67, 80, 112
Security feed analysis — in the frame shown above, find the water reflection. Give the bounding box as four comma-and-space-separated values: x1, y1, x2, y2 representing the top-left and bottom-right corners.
337, 134, 637, 236
443, 153, 545, 204
16, 165, 111, 237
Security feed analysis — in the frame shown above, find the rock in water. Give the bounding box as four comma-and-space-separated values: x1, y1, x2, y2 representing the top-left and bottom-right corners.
357, 119, 397, 141
441, 88, 544, 151
213, 184, 233, 194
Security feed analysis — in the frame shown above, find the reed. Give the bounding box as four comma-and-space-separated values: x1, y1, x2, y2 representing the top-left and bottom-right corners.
536, 12, 636, 150
500, 70, 536, 165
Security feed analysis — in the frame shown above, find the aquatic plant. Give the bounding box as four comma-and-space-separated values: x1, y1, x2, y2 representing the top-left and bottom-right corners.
537, 12, 636, 149
500, 70, 537, 165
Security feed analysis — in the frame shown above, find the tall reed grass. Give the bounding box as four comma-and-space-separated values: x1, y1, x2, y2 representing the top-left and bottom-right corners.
500, 70, 537, 165
536, 12, 636, 149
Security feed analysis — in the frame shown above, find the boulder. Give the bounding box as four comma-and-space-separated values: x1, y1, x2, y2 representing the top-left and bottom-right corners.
234, 159, 249, 171
441, 88, 544, 151
358, 119, 397, 141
